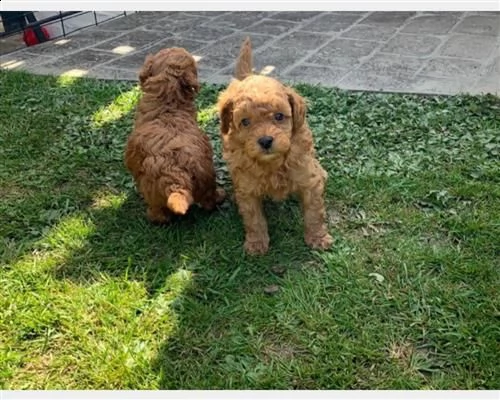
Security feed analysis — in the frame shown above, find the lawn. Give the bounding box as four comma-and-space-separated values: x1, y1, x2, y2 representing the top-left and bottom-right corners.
0, 69, 498, 390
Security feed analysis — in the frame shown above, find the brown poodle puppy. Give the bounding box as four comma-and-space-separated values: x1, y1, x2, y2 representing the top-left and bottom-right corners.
125, 47, 225, 223
216, 37, 333, 255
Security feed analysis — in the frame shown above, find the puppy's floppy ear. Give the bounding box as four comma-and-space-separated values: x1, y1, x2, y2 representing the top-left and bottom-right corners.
180, 69, 200, 95
218, 99, 234, 136
139, 54, 154, 87
286, 87, 306, 134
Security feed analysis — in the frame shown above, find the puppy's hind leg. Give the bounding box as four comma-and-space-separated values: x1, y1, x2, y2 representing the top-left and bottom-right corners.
199, 186, 226, 211
147, 206, 171, 224
196, 161, 226, 211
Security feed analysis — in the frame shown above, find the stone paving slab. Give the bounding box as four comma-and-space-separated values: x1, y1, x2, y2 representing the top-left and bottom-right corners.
358, 12, 418, 27
440, 34, 498, 59
1, 11, 499, 96
401, 14, 461, 35
381, 34, 443, 57
340, 24, 397, 41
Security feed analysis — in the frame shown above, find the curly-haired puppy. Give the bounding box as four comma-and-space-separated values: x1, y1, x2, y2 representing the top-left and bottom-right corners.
216, 37, 333, 255
125, 47, 225, 223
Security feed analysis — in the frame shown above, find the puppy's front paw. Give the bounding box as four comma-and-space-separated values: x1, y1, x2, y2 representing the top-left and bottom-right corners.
244, 238, 269, 255
305, 233, 333, 250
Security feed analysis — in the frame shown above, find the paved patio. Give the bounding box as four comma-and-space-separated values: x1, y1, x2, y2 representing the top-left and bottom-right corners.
1, 11, 499, 95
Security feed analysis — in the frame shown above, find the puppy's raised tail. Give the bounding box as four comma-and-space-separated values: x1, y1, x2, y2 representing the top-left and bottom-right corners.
235, 36, 253, 80
167, 191, 193, 215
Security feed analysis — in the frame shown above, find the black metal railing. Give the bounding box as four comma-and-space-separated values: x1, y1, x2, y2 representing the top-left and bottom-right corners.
0, 11, 131, 53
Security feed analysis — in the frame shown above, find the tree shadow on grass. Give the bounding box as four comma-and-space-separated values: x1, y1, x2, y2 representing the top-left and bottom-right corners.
52, 187, 318, 288
3, 71, 393, 390
48, 176, 321, 389
0, 70, 138, 267
2, 71, 327, 389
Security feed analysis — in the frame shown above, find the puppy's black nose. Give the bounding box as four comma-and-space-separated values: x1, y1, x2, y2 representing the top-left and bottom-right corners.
257, 136, 274, 150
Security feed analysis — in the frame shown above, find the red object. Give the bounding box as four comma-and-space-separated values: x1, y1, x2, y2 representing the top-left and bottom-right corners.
23, 26, 50, 46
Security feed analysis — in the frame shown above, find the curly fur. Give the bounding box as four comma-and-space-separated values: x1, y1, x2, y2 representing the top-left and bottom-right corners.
216, 37, 333, 254
125, 47, 225, 223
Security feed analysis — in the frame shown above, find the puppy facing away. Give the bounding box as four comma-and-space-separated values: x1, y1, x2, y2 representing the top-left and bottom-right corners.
216, 37, 333, 255
125, 47, 225, 223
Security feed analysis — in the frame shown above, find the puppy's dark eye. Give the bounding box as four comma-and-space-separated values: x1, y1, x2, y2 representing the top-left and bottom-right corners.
274, 112, 285, 121
241, 118, 251, 127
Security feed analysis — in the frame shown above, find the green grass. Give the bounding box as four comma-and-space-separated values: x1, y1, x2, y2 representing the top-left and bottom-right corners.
0, 69, 499, 390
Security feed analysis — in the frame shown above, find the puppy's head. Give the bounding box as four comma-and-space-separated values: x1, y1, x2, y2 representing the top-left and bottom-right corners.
217, 75, 306, 163
138, 47, 200, 100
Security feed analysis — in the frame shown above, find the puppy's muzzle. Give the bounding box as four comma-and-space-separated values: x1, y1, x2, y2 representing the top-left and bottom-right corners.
257, 135, 274, 150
